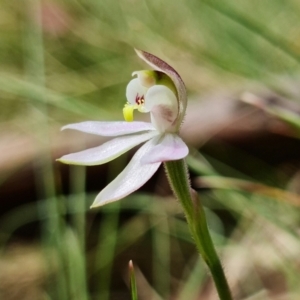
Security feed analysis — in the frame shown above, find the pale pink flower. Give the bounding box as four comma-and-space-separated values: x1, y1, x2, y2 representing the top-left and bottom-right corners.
58, 50, 188, 207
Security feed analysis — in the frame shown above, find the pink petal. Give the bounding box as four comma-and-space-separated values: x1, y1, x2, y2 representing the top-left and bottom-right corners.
91, 139, 161, 207
62, 121, 155, 136
57, 131, 157, 166
145, 85, 178, 133
141, 133, 188, 164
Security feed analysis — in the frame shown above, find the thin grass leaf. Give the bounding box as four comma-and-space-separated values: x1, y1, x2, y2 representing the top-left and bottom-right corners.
129, 260, 138, 300
195, 175, 300, 206
201, 0, 300, 65
242, 92, 300, 137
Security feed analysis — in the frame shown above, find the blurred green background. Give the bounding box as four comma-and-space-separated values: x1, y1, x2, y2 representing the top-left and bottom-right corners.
1, 0, 300, 299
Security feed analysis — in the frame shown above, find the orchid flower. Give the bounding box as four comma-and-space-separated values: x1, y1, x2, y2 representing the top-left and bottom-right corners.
58, 49, 188, 207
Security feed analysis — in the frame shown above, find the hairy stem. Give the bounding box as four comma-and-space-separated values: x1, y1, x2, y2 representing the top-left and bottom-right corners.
164, 159, 233, 300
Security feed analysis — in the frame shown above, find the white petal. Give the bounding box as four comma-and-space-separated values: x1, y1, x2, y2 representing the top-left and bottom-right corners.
91, 139, 161, 207
57, 131, 158, 166
62, 121, 155, 136
141, 134, 189, 164
126, 78, 149, 109
145, 85, 178, 133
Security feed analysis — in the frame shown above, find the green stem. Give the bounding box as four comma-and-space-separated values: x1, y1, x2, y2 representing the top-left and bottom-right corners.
164, 159, 233, 300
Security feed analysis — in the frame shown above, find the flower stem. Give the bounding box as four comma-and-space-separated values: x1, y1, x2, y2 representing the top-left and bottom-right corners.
164, 159, 233, 300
